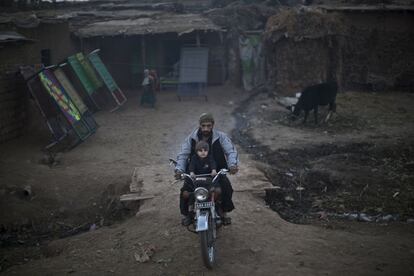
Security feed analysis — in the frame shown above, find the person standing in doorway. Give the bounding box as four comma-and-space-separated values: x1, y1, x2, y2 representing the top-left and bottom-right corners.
141, 69, 156, 108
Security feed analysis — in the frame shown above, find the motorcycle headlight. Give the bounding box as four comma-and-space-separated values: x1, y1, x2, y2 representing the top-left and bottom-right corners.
194, 187, 209, 202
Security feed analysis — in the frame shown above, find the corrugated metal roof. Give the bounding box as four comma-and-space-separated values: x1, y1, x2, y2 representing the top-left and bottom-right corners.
75, 13, 224, 37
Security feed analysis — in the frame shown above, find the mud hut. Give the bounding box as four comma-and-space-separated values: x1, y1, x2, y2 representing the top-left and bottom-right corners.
321, 5, 414, 92
264, 8, 344, 96
265, 5, 414, 95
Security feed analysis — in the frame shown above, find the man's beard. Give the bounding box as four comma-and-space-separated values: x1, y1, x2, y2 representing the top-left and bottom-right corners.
201, 130, 212, 137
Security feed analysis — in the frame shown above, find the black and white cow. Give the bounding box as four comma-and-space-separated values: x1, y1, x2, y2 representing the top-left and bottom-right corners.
292, 82, 337, 124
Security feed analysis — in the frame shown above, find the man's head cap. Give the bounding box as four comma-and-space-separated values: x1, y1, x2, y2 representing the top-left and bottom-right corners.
199, 113, 214, 124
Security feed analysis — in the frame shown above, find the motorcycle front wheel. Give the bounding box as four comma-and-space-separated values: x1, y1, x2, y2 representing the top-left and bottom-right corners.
199, 217, 216, 268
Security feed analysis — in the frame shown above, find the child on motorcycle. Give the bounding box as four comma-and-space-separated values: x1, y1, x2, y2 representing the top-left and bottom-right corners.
189, 140, 217, 178
181, 141, 217, 226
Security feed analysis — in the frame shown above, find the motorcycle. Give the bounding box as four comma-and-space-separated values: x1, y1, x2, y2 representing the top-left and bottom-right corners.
170, 159, 228, 269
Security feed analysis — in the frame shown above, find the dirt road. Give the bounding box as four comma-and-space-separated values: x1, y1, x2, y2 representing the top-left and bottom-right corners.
1, 87, 414, 275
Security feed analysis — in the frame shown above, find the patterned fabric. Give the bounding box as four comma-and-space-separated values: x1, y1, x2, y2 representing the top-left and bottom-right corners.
39, 70, 81, 124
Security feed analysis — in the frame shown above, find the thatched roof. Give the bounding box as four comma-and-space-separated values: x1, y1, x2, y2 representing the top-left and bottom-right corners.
75, 13, 223, 38
265, 8, 345, 43
319, 5, 414, 12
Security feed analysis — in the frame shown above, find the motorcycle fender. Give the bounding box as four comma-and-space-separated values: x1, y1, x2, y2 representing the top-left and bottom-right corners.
196, 212, 209, 232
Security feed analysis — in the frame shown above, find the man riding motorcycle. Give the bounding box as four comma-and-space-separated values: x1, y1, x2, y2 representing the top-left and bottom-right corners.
175, 113, 239, 226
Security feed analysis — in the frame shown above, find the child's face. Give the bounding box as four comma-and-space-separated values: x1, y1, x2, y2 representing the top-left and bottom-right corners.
197, 148, 208, 158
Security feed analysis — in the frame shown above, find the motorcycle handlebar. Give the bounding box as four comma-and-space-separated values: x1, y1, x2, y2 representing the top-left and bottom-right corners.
180, 169, 228, 182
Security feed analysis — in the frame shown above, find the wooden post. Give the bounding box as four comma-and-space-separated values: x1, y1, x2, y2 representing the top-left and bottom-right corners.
196, 32, 200, 47
79, 37, 84, 53
141, 36, 146, 69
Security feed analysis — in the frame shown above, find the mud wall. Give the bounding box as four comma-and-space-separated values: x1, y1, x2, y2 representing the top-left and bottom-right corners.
0, 66, 27, 143
341, 12, 414, 91
0, 22, 78, 143
207, 4, 275, 88
225, 32, 242, 88
267, 38, 331, 95
16, 22, 78, 66
0, 42, 36, 143
265, 10, 414, 95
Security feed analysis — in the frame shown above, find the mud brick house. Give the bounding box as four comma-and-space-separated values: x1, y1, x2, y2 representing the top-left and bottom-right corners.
0, 14, 78, 143
264, 5, 414, 96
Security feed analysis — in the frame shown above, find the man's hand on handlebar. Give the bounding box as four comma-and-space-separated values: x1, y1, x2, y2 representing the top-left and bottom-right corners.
229, 166, 239, 175
174, 169, 182, 180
